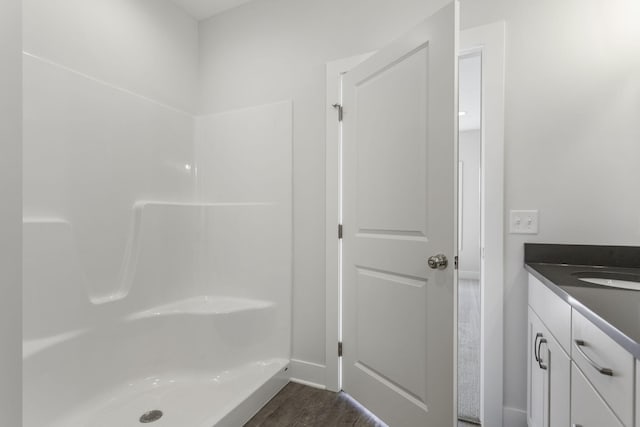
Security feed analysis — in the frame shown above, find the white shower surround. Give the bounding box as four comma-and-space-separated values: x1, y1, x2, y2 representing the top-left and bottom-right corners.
23, 49, 292, 426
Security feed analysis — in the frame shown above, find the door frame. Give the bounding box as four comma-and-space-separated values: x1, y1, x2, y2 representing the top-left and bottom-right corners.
325, 21, 505, 426
324, 52, 374, 393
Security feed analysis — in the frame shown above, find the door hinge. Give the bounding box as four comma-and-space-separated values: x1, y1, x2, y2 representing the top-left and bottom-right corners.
338, 224, 343, 239
338, 342, 343, 357
454, 255, 459, 270
332, 103, 343, 122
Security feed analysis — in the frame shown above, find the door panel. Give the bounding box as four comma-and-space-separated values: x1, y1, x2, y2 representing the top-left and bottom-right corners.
341, 3, 458, 426
355, 46, 428, 234
355, 268, 427, 401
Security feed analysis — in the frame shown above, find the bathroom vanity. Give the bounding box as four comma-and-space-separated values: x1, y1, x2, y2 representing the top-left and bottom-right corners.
525, 244, 640, 427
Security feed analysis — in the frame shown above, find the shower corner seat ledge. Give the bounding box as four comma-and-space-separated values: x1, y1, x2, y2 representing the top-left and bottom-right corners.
90, 291, 129, 305
126, 296, 275, 320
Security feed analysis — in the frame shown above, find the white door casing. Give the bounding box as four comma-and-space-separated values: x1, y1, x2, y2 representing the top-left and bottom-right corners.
460, 22, 505, 427
341, 3, 459, 426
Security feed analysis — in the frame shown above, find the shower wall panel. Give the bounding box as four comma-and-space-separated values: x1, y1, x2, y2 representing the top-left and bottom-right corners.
195, 101, 293, 360
23, 52, 196, 309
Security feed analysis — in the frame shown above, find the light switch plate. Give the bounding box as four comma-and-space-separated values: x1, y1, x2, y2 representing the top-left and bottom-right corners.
509, 210, 539, 234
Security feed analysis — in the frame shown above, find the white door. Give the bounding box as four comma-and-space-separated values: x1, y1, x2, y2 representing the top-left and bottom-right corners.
341, 3, 458, 426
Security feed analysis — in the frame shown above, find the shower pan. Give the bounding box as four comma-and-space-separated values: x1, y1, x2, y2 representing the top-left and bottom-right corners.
22, 205, 290, 427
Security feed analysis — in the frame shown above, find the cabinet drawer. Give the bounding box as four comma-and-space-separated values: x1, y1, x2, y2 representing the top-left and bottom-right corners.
571, 363, 623, 427
572, 310, 634, 426
528, 274, 571, 353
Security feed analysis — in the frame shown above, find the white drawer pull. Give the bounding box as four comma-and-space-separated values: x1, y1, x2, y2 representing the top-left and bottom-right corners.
574, 339, 614, 376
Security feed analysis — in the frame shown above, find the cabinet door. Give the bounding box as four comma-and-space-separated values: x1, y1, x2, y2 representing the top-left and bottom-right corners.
571, 363, 623, 427
541, 323, 570, 427
528, 308, 571, 427
528, 308, 547, 427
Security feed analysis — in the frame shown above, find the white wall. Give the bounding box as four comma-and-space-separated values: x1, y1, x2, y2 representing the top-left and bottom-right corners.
199, 0, 640, 419
458, 55, 482, 276
459, 130, 481, 275
0, 0, 22, 423
23, 0, 199, 113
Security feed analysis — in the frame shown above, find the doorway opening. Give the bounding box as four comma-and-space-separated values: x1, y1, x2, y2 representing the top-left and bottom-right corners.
457, 52, 482, 425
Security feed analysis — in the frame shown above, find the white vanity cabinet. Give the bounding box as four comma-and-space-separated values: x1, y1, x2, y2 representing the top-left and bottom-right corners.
528, 272, 638, 427
527, 276, 571, 427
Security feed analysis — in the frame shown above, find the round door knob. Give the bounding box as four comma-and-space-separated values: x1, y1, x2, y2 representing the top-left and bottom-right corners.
428, 254, 448, 270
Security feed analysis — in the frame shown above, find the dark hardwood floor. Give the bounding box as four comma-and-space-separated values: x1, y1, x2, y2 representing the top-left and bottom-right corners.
244, 382, 480, 427
244, 382, 383, 427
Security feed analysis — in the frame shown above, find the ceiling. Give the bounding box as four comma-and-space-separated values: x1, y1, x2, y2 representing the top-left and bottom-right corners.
169, 0, 257, 20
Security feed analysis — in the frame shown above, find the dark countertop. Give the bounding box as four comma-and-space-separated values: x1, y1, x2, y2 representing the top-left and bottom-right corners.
524, 244, 640, 359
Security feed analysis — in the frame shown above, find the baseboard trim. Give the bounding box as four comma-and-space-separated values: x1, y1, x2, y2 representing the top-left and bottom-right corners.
503, 406, 527, 427
288, 359, 326, 390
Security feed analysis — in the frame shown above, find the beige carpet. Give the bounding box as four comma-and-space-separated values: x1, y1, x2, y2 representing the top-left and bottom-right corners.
457, 278, 481, 423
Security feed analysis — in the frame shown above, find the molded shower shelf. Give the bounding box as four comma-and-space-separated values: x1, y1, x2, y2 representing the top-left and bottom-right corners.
23, 329, 88, 359
127, 296, 274, 320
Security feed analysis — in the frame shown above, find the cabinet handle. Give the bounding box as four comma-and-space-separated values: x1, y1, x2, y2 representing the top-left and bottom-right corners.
571, 424, 583, 427
574, 339, 614, 376
534, 332, 542, 362
537, 337, 548, 370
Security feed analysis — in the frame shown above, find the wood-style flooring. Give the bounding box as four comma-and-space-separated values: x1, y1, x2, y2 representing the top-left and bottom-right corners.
244, 382, 382, 427
244, 382, 480, 427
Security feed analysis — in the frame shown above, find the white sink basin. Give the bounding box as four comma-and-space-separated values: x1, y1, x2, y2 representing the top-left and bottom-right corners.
572, 272, 640, 291
578, 277, 640, 291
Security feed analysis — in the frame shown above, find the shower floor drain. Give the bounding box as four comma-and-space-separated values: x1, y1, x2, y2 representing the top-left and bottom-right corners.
139, 410, 163, 423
